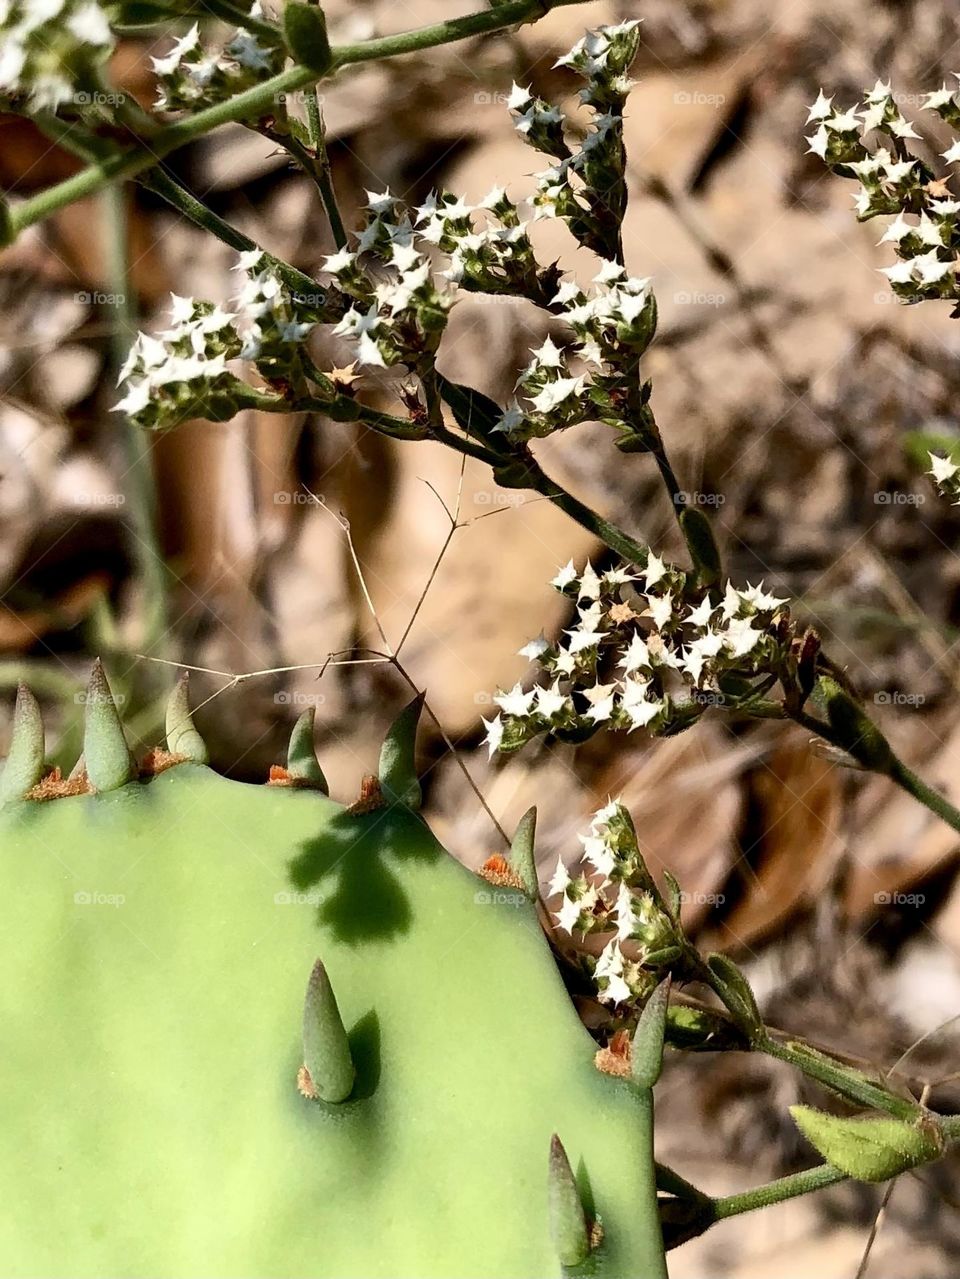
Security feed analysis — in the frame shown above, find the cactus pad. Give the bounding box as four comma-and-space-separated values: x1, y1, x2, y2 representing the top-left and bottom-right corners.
0, 670, 666, 1276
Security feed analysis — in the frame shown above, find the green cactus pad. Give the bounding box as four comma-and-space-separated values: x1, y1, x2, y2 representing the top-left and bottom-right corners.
0, 687, 666, 1277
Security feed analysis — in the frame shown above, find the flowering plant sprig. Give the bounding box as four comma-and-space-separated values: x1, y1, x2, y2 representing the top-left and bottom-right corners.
152, 9, 284, 113
0, 0, 113, 110
484, 558, 788, 755
807, 79, 960, 306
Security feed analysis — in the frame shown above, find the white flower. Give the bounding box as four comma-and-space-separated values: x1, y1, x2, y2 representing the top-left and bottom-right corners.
723, 617, 762, 658
943, 140, 960, 165
645, 591, 674, 631
618, 633, 651, 674
547, 856, 571, 896
580, 833, 616, 880
551, 559, 578, 590
482, 714, 504, 757
534, 682, 569, 719
530, 335, 565, 368
643, 551, 668, 589
493, 683, 536, 717
805, 126, 830, 159
565, 628, 605, 654
577, 562, 601, 600
806, 90, 834, 122
530, 374, 586, 414
507, 81, 532, 110
929, 452, 960, 484
518, 633, 550, 661
555, 892, 584, 935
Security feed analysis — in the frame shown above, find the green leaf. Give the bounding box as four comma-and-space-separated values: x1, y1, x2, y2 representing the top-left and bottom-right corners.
436, 374, 504, 440
679, 507, 721, 587
817, 676, 893, 773
790, 1106, 942, 1182
508, 806, 538, 899
283, 2, 332, 73
632, 976, 671, 1089
706, 953, 762, 1036
661, 870, 682, 922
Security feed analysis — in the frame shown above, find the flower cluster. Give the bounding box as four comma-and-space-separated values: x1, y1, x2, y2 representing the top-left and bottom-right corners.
495, 262, 657, 442
483, 558, 788, 756
928, 451, 960, 502
152, 11, 284, 112
511, 20, 641, 259
548, 800, 679, 1006
324, 191, 455, 371
115, 253, 323, 429
808, 81, 960, 305
0, 0, 113, 110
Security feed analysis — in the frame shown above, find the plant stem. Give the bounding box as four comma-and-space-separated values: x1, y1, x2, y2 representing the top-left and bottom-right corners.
201, 0, 281, 40
8, 0, 591, 237
888, 757, 960, 835
711, 1162, 847, 1220
302, 89, 347, 250
101, 183, 169, 656
757, 1034, 922, 1121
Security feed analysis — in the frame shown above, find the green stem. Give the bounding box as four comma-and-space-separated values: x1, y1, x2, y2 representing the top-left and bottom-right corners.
102, 184, 169, 655
888, 758, 960, 835
523, 461, 651, 565
302, 90, 347, 250
137, 168, 322, 299
711, 1162, 847, 1221
758, 1034, 921, 1121
8, 0, 590, 236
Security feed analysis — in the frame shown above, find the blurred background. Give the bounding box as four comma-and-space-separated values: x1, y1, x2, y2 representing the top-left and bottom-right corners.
3, 0, 960, 1272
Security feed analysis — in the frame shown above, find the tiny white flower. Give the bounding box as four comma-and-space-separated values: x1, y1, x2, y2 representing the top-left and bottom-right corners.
551, 559, 578, 590
547, 856, 571, 896
535, 682, 569, 719
929, 452, 960, 484
518, 633, 550, 661
482, 714, 504, 757
806, 89, 834, 122
645, 591, 674, 631
494, 683, 536, 717
943, 139, 960, 165
643, 551, 668, 589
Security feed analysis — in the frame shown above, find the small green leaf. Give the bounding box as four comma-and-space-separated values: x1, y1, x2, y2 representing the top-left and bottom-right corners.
661, 870, 682, 922
790, 1106, 943, 1182
436, 373, 504, 439
508, 806, 538, 898
632, 976, 671, 1089
548, 1134, 590, 1267
287, 707, 328, 792
0, 685, 45, 804
283, 2, 332, 73
83, 660, 134, 792
706, 953, 762, 1036
679, 507, 721, 587
0, 194, 15, 249
378, 693, 424, 810
165, 672, 209, 765
817, 676, 893, 773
